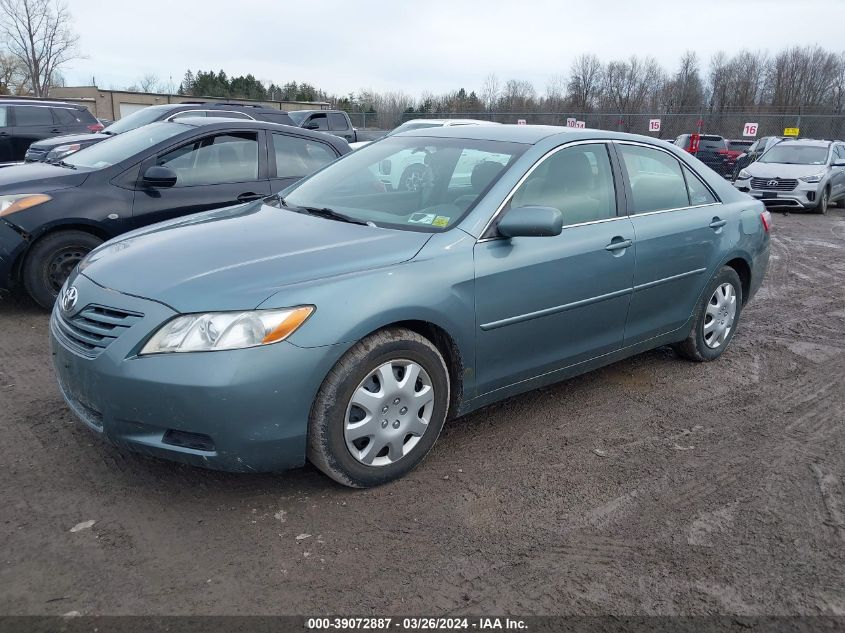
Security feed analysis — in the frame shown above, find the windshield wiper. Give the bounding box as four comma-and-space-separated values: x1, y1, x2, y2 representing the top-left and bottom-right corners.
55, 160, 76, 170
296, 206, 370, 226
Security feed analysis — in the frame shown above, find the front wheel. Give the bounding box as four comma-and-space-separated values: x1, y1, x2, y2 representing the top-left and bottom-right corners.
672, 266, 743, 362
308, 327, 450, 487
813, 187, 829, 215
398, 163, 426, 192
22, 230, 103, 309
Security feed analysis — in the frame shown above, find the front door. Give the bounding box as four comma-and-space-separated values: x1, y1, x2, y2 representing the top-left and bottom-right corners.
132, 130, 270, 228
0, 105, 12, 162
615, 142, 727, 345
473, 142, 635, 396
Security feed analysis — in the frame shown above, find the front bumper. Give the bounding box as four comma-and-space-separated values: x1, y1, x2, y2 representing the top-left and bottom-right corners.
49, 273, 347, 473
734, 179, 822, 209
0, 219, 27, 294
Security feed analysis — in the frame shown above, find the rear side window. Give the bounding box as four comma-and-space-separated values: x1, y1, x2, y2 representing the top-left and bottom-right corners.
157, 132, 259, 186
328, 112, 349, 131
14, 106, 53, 126
619, 144, 690, 213
272, 132, 337, 178
170, 110, 205, 119
683, 166, 717, 205
260, 112, 294, 125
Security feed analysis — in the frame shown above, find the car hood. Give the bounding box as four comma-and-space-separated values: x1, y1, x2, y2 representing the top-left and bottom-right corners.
0, 163, 89, 193
746, 162, 828, 179
80, 202, 433, 312
30, 132, 111, 150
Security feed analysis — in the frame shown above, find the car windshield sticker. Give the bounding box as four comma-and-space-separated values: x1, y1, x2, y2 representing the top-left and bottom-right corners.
432, 216, 451, 227
408, 213, 436, 224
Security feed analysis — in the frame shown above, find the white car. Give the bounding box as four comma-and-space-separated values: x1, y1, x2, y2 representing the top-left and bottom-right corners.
354, 119, 501, 191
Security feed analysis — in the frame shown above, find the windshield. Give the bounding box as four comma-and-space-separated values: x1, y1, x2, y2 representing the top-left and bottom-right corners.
64, 121, 188, 169
758, 144, 829, 165
281, 136, 526, 232
103, 105, 173, 135
387, 121, 444, 136
287, 111, 310, 125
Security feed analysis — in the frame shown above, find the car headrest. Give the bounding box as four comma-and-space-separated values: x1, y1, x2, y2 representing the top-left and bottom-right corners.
471, 161, 504, 192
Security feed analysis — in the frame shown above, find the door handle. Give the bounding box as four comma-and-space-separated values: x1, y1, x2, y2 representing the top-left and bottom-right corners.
605, 238, 633, 251
709, 217, 727, 229
50, 128, 61, 133
237, 192, 263, 203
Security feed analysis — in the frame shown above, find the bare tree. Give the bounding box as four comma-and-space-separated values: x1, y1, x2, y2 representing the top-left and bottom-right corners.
545, 73, 566, 111
0, 50, 26, 93
480, 73, 499, 111
602, 56, 663, 114
566, 53, 603, 111
0, 0, 79, 97
662, 51, 703, 113
499, 79, 536, 111
137, 73, 161, 93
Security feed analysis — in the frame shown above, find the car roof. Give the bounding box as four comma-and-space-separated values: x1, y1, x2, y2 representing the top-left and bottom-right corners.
169, 117, 349, 147
0, 99, 85, 108
288, 109, 338, 114
394, 123, 681, 146
401, 118, 498, 126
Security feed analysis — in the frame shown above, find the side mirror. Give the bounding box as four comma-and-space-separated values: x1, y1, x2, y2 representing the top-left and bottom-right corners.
379, 159, 392, 175
143, 166, 177, 188
303, 121, 320, 130
833, 159, 845, 167
497, 206, 563, 238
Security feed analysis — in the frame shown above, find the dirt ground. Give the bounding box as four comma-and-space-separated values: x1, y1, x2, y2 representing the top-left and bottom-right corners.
1, 209, 843, 617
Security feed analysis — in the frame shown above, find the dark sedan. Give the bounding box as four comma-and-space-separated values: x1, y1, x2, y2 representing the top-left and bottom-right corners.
0, 118, 349, 307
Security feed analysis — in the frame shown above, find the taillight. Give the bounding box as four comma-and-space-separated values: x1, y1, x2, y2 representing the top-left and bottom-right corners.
87, 123, 104, 133
760, 210, 772, 232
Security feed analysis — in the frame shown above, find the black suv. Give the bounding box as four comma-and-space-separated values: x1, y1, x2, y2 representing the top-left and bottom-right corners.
673, 133, 731, 176
0, 99, 102, 164
288, 110, 357, 143
24, 102, 296, 163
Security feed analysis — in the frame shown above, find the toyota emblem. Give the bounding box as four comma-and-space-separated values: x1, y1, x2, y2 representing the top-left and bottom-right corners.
767, 179, 779, 187
61, 286, 78, 312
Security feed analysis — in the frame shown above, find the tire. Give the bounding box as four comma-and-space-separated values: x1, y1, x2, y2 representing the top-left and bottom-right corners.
398, 164, 426, 192
672, 266, 743, 362
22, 230, 103, 309
308, 327, 450, 488
813, 187, 829, 215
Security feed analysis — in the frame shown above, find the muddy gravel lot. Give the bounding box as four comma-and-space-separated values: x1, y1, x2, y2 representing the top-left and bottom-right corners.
0, 209, 843, 617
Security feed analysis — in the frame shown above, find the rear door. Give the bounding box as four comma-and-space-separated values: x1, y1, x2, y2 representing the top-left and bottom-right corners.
131, 129, 271, 228
616, 142, 727, 345
10, 105, 59, 160
328, 112, 354, 142
473, 141, 635, 396
268, 131, 339, 191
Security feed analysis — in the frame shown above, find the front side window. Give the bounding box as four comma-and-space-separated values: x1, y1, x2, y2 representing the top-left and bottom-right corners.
619, 144, 690, 213
307, 114, 328, 130
0, 106, 8, 127
281, 136, 525, 232
507, 143, 617, 226
157, 132, 259, 186
14, 106, 53, 126
272, 133, 337, 178
328, 112, 349, 131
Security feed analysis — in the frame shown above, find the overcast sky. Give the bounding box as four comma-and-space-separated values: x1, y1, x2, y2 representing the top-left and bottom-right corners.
64, 0, 843, 98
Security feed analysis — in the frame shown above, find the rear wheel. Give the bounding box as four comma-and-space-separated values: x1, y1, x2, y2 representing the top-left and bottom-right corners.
22, 230, 103, 309
673, 266, 743, 362
308, 327, 449, 487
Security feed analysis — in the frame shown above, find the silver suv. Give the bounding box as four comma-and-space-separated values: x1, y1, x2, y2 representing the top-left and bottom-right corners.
733, 139, 845, 214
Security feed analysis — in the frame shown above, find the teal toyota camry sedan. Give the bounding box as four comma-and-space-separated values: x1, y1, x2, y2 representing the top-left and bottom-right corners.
50, 125, 771, 487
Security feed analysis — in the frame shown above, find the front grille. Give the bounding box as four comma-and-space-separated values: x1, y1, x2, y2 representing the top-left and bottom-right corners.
751, 177, 798, 191
52, 304, 143, 358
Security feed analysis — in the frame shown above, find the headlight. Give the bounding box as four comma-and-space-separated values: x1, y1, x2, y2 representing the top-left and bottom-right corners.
46, 144, 81, 162
736, 169, 751, 180
0, 193, 51, 217
139, 306, 314, 355
799, 173, 824, 183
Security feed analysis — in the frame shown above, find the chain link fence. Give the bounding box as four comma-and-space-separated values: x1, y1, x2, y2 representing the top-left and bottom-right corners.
348, 111, 845, 142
